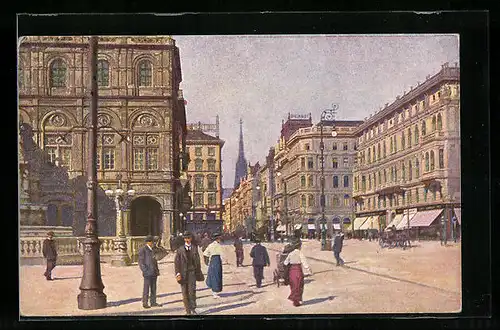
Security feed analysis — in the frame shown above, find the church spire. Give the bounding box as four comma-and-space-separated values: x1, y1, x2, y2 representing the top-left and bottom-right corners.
234, 118, 248, 189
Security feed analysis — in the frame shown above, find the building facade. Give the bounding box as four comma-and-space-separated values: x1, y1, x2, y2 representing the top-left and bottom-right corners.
18, 36, 188, 245
185, 129, 225, 222
273, 115, 362, 236
352, 63, 461, 237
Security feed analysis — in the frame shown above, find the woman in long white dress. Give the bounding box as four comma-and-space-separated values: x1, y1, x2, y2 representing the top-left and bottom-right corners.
203, 232, 224, 298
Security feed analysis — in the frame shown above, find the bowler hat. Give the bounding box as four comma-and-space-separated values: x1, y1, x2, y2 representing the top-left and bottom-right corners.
254, 237, 261, 243
182, 231, 192, 238
145, 235, 154, 242
212, 232, 221, 239
47, 231, 55, 237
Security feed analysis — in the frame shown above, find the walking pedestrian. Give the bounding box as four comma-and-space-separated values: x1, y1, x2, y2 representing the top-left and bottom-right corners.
283, 239, 312, 307
42, 231, 57, 281
138, 235, 161, 309
174, 231, 204, 315
203, 232, 224, 298
333, 231, 345, 266
249, 238, 270, 288
234, 235, 244, 267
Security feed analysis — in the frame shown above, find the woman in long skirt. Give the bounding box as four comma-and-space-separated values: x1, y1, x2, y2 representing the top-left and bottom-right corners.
203, 232, 224, 298
283, 240, 312, 306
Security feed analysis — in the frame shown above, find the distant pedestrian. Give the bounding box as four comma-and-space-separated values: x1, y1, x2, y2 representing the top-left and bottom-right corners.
203, 232, 224, 298
283, 240, 312, 307
333, 231, 345, 266
138, 235, 161, 309
250, 238, 270, 288
42, 231, 57, 281
174, 231, 204, 315
234, 236, 244, 267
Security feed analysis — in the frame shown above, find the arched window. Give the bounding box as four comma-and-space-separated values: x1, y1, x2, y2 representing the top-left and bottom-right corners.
308, 175, 314, 187
344, 194, 350, 207
408, 128, 412, 147
415, 125, 419, 143
195, 159, 203, 171
97, 60, 110, 87
138, 60, 152, 86
430, 150, 435, 170
432, 116, 437, 131
308, 194, 315, 207
333, 195, 339, 207
425, 152, 430, 172
343, 175, 349, 188
437, 113, 443, 130
416, 158, 420, 177
50, 59, 67, 87
421, 120, 426, 136
333, 176, 339, 188
300, 175, 306, 187
301, 195, 306, 207
207, 175, 217, 190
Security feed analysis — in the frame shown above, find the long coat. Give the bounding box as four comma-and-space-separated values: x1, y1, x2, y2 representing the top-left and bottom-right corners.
333, 235, 343, 253
250, 244, 270, 266
42, 239, 57, 260
138, 245, 160, 278
174, 245, 204, 284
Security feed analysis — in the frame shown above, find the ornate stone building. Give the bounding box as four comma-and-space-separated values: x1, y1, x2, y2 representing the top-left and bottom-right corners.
352, 63, 461, 236
273, 114, 362, 236
18, 36, 189, 246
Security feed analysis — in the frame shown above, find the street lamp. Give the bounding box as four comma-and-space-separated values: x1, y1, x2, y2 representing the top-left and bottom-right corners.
77, 36, 106, 310
105, 174, 135, 266
176, 171, 189, 235
277, 171, 289, 239
320, 104, 338, 251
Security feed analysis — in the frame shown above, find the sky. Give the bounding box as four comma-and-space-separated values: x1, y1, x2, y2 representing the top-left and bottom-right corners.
173, 35, 459, 189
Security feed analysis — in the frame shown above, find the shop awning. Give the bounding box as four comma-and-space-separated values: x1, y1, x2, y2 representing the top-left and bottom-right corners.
353, 217, 368, 230
385, 214, 404, 230
410, 209, 443, 228
359, 216, 373, 230
307, 224, 316, 230
397, 210, 418, 230
454, 208, 461, 225
333, 223, 341, 230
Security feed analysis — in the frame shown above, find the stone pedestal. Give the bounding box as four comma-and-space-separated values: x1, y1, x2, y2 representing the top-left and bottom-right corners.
110, 236, 131, 266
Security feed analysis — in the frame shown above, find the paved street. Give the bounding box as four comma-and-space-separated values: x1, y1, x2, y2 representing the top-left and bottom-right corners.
20, 239, 461, 316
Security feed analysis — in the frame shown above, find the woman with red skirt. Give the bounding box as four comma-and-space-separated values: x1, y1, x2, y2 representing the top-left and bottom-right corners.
283, 240, 312, 306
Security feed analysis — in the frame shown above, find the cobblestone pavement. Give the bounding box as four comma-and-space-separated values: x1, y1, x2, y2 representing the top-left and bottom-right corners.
19, 239, 461, 316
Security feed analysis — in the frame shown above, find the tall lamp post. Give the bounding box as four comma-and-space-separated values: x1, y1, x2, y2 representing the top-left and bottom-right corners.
320, 104, 338, 251
78, 36, 106, 310
276, 171, 288, 239
105, 174, 135, 266
270, 167, 276, 242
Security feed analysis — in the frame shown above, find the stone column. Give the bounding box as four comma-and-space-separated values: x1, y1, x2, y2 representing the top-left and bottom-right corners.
111, 197, 131, 266
161, 210, 172, 250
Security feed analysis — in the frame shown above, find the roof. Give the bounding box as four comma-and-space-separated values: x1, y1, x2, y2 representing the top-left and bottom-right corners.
186, 130, 224, 145
222, 188, 233, 200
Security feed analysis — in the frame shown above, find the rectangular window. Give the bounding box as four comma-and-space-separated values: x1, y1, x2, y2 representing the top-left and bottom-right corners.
332, 158, 338, 168
147, 148, 158, 170
45, 147, 57, 163
207, 176, 217, 190
133, 149, 145, 170
343, 176, 349, 188
304, 143, 310, 151
343, 143, 348, 151
416, 189, 420, 202
332, 143, 337, 150
195, 147, 202, 156
301, 157, 305, 169
195, 176, 204, 190
208, 147, 215, 156
208, 193, 216, 206
307, 157, 314, 169
103, 147, 115, 170
343, 157, 349, 167
194, 193, 204, 207
439, 149, 445, 169
59, 148, 71, 168
424, 188, 428, 202
195, 159, 203, 171
208, 160, 216, 171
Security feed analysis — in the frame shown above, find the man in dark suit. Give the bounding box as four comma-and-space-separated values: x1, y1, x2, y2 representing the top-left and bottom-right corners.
333, 231, 345, 266
42, 231, 57, 281
250, 238, 270, 288
174, 231, 204, 315
138, 235, 161, 309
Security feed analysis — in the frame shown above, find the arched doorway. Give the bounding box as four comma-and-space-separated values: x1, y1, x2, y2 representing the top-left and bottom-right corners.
130, 196, 162, 236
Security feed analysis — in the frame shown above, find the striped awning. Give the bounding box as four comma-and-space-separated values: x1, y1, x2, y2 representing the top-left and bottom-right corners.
410, 209, 443, 227
385, 214, 404, 230
359, 216, 373, 230
454, 208, 461, 225
353, 217, 368, 230
397, 210, 418, 230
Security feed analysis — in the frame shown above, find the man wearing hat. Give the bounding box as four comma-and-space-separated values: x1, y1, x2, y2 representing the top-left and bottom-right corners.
174, 231, 204, 315
42, 231, 57, 281
203, 232, 224, 298
138, 235, 161, 309
250, 238, 270, 288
